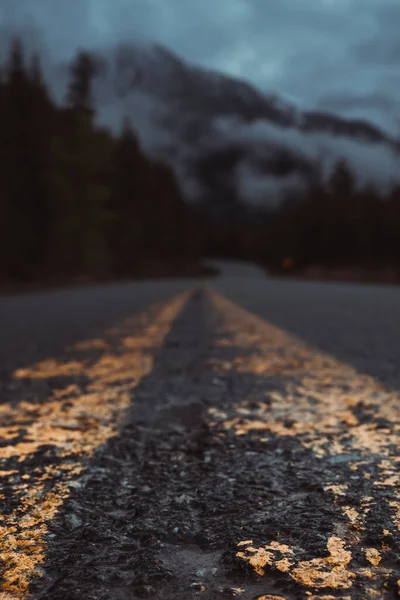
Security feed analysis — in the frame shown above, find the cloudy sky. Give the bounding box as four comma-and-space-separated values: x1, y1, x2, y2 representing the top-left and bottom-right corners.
1, 0, 399, 133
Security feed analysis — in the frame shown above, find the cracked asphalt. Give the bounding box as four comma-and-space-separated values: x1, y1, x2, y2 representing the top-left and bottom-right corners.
0, 263, 399, 599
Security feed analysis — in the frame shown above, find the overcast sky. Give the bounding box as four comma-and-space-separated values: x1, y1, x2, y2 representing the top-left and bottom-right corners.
1, 0, 399, 134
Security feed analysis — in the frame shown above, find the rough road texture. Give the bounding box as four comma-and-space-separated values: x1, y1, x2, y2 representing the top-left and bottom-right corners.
0, 266, 399, 599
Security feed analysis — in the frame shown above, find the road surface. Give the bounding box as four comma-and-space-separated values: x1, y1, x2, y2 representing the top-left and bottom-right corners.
0, 263, 398, 599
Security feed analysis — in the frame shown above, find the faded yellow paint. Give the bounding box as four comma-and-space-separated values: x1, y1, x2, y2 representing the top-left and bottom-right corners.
256, 596, 287, 600
73, 338, 110, 351
275, 557, 292, 572
236, 547, 273, 576
292, 536, 353, 589
0, 293, 190, 598
324, 484, 348, 497
237, 536, 354, 590
365, 548, 381, 567
237, 539, 253, 546
256, 596, 286, 600
209, 291, 400, 595
388, 500, 400, 529
306, 596, 351, 600
342, 506, 360, 525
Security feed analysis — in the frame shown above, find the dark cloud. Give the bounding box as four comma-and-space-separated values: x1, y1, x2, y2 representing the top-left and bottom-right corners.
317, 93, 396, 113
0, 0, 91, 56
315, 92, 400, 133
352, 3, 400, 68
1, 0, 399, 132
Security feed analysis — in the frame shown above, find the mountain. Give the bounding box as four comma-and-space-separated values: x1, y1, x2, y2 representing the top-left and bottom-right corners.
89, 43, 400, 206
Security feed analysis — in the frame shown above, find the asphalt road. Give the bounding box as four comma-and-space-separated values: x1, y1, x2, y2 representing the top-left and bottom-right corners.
2, 261, 400, 387
0, 263, 399, 599
212, 261, 400, 391
0, 279, 195, 376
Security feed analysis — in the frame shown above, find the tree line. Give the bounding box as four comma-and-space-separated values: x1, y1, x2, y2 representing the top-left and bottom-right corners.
1, 38, 399, 285
200, 157, 400, 276
259, 160, 400, 274
0, 40, 195, 284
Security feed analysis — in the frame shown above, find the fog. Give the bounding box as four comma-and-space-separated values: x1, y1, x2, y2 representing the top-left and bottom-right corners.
1, 13, 399, 206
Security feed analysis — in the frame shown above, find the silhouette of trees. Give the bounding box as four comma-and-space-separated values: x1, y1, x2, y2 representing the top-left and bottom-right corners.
0, 40, 195, 285
0, 40, 56, 279
262, 158, 400, 275
1, 37, 400, 286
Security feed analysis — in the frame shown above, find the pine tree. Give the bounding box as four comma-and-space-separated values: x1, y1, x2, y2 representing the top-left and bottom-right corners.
49, 49, 112, 277
65, 50, 97, 116
327, 160, 357, 265
1, 38, 39, 279
109, 118, 150, 273
148, 161, 189, 258
329, 159, 355, 198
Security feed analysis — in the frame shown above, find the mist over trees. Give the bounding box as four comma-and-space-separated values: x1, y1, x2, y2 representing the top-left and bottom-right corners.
0, 40, 197, 284
1, 38, 400, 286
261, 159, 400, 275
